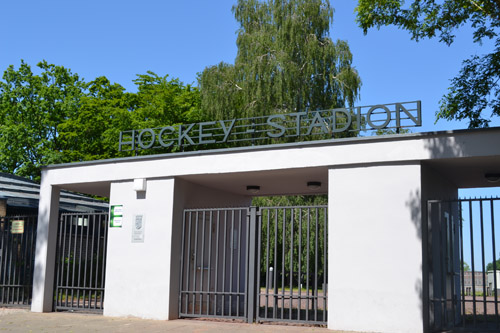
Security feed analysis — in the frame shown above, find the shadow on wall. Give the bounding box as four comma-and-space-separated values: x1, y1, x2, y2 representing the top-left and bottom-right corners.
424, 135, 465, 160
406, 189, 424, 323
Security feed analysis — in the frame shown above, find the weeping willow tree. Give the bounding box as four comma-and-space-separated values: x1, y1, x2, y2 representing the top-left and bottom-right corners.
199, 0, 361, 121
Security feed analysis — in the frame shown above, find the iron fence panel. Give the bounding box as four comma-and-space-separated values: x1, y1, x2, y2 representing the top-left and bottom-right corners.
54, 212, 108, 312
0, 215, 37, 307
428, 198, 500, 332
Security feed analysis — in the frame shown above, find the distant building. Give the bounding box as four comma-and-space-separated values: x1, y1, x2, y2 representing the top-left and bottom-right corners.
463, 271, 486, 295
463, 271, 500, 296
487, 270, 500, 295
0, 172, 108, 216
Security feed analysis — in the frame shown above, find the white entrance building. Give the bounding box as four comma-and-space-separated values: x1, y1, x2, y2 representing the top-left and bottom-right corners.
30, 127, 500, 333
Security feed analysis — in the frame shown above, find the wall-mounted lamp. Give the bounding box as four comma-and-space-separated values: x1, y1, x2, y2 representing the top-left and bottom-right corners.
307, 181, 322, 190
133, 178, 147, 192
485, 173, 500, 183
246, 185, 260, 194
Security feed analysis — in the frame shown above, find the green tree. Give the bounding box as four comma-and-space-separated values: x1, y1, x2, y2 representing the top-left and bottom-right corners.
355, 0, 500, 128
462, 260, 470, 272
0, 60, 86, 180
57, 76, 136, 162
487, 258, 500, 271
199, 0, 361, 122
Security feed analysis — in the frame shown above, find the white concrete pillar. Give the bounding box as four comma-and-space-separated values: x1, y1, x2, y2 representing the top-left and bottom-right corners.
31, 182, 60, 312
328, 163, 423, 333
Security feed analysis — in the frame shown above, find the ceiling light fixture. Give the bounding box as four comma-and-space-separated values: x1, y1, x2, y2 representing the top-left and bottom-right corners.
246, 185, 261, 194
485, 173, 500, 183
307, 181, 322, 190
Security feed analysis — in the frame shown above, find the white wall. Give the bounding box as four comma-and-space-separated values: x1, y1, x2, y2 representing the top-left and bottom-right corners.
328, 163, 423, 333
104, 178, 175, 319
104, 177, 251, 320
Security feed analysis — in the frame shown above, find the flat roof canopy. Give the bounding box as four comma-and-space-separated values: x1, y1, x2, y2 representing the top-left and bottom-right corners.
47, 127, 500, 198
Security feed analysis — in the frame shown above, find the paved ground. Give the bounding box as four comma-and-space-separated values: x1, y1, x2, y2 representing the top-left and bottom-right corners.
0, 308, 338, 333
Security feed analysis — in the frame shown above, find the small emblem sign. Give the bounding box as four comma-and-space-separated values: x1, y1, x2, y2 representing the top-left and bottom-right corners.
132, 215, 145, 243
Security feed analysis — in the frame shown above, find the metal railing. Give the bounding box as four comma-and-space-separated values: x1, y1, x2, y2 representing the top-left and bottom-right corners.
54, 212, 108, 312
179, 208, 249, 320
428, 198, 500, 332
256, 206, 328, 325
178, 205, 328, 325
0, 215, 37, 307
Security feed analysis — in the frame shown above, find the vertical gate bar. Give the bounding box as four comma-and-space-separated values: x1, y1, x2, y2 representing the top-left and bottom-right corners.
439, 202, 447, 327
55, 214, 64, 308
0, 218, 4, 304
192, 211, 199, 315
6, 218, 12, 304
265, 209, 270, 319
289, 208, 294, 320
459, 201, 466, 328
243, 209, 249, 319
315, 207, 319, 322
448, 202, 456, 326
229, 210, 234, 316
71, 215, 79, 307
236, 209, 242, 317
479, 201, 487, 320
207, 210, 213, 316
77, 215, 84, 308
199, 211, 206, 315
246, 207, 258, 323
93, 214, 101, 310
27, 217, 34, 303
19, 218, 26, 304
214, 211, 220, 316
185, 211, 192, 315
2, 218, 9, 304
273, 208, 278, 320
178, 210, 186, 316
281, 208, 286, 320
101, 214, 108, 310
6, 218, 12, 303
256, 208, 263, 321
0, 218, 5, 304
298, 208, 302, 321
83, 215, 91, 309
89, 215, 96, 308
306, 207, 310, 321
324, 206, 328, 321
66, 215, 73, 308
469, 200, 477, 325
491, 199, 499, 328
96, 214, 103, 310
30, 217, 36, 304
222, 210, 227, 316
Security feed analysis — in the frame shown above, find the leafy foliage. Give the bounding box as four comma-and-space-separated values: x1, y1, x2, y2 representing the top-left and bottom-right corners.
0, 61, 201, 181
487, 258, 500, 271
200, 0, 361, 122
0, 61, 86, 179
355, 0, 500, 128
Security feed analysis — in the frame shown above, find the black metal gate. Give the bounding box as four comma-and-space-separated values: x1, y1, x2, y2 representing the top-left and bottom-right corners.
54, 212, 108, 312
427, 198, 500, 332
179, 208, 250, 320
256, 206, 327, 324
178, 205, 328, 325
0, 215, 37, 307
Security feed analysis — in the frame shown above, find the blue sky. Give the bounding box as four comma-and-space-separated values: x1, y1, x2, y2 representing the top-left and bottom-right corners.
1, 1, 499, 194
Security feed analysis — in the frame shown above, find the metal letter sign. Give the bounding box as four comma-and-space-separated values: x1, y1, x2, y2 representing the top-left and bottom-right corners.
119, 100, 421, 152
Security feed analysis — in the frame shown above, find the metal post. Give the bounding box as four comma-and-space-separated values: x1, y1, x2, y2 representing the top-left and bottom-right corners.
246, 206, 259, 323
